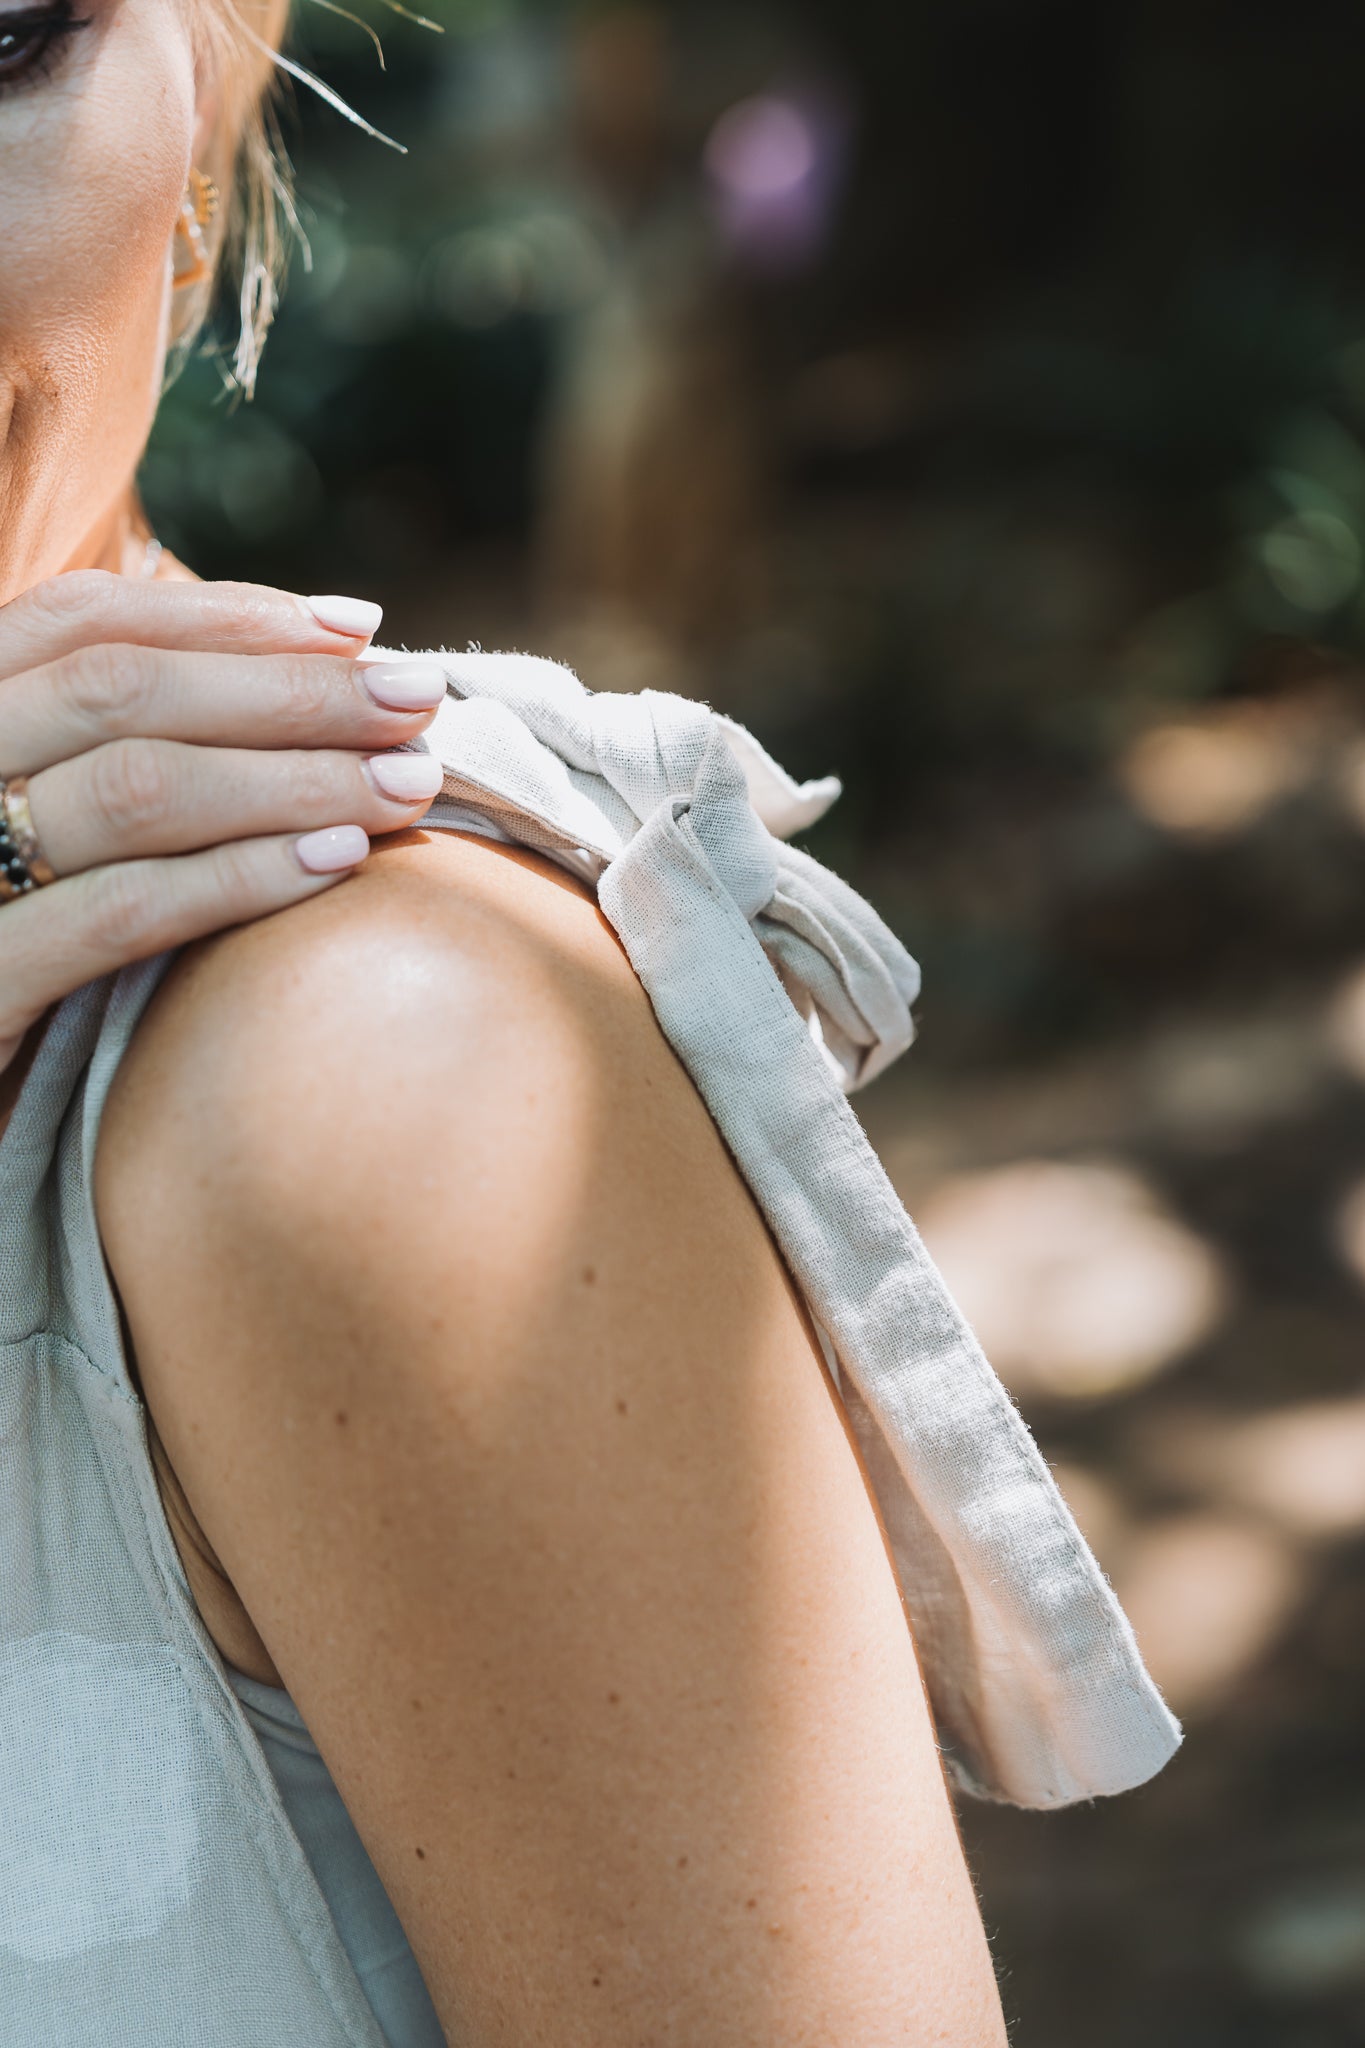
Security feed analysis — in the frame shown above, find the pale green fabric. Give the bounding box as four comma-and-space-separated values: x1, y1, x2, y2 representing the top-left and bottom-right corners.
0, 964, 395, 2046
0, 649, 1181, 2043
224, 1665, 445, 2046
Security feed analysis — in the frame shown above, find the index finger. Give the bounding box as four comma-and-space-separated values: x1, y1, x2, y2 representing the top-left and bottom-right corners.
0, 571, 384, 687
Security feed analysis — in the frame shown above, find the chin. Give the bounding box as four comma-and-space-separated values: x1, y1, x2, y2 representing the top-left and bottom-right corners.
0, 306, 167, 598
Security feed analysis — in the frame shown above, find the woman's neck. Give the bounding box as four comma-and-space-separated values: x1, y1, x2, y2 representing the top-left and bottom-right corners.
65, 488, 160, 579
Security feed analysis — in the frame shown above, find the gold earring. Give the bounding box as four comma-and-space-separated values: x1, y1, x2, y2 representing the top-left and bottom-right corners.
172, 167, 221, 291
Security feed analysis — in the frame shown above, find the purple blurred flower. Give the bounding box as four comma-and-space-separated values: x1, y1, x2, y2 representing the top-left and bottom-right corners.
703, 84, 853, 272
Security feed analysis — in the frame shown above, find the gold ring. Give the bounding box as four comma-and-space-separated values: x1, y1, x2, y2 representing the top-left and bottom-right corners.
3, 775, 56, 890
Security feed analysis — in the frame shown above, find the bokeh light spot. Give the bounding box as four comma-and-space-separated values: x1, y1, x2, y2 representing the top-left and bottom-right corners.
1115, 1512, 1302, 1715
1137, 1397, 1365, 1541
1260, 508, 1362, 613
1332, 1176, 1365, 1287
1324, 963, 1365, 1086
1116, 698, 1323, 838
916, 1159, 1230, 1402
1239, 1883, 1365, 1995
704, 96, 817, 202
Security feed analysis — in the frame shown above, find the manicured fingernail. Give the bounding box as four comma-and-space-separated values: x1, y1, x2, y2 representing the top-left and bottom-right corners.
362, 661, 449, 711
366, 752, 445, 801
296, 824, 370, 873
304, 594, 384, 640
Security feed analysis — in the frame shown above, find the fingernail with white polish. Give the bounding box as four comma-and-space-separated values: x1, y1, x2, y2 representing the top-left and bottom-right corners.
362, 661, 449, 711
296, 824, 370, 873
305, 594, 384, 640
367, 752, 445, 802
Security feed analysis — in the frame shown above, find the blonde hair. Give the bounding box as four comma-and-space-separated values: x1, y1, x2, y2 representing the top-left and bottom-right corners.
169, 0, 421, 398
170, 0, 297, 400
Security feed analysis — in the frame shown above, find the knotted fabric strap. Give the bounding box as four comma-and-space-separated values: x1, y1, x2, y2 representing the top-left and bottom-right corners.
366, 647, 1183, 1809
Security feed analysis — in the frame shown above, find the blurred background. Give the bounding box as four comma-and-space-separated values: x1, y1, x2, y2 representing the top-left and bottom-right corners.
142, 2, 1365, 2040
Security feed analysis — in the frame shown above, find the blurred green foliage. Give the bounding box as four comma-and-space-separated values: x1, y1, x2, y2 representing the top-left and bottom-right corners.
146, 1, 1365, 696
146, 3, 562, 580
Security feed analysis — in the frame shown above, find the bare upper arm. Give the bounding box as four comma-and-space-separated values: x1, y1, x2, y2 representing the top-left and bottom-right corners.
95, 825, 1006, 2048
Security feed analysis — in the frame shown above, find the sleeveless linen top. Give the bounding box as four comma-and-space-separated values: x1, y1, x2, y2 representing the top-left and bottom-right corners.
223, 1664, 445, 2045
0, 647, 1181, 2044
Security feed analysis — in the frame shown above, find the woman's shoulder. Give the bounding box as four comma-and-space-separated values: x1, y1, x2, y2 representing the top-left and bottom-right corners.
90, 821, 719, 1682
92, 814, 757, 1396
96, 824, 649, 1204
153, 819, 632, 1037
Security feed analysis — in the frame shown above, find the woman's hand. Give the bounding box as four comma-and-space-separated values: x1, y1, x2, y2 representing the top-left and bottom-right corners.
0, 570, 451, 1073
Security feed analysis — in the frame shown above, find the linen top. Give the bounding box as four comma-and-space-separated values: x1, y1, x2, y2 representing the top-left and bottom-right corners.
223, 1664, 445, 2046
0, 645, 1181, 2046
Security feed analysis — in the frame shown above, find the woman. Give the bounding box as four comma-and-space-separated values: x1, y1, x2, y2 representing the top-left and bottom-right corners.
0, 4, 1180, 2045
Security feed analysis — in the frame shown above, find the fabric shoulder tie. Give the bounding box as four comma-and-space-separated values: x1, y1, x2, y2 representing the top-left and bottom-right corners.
363, 645, 1183, 1810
